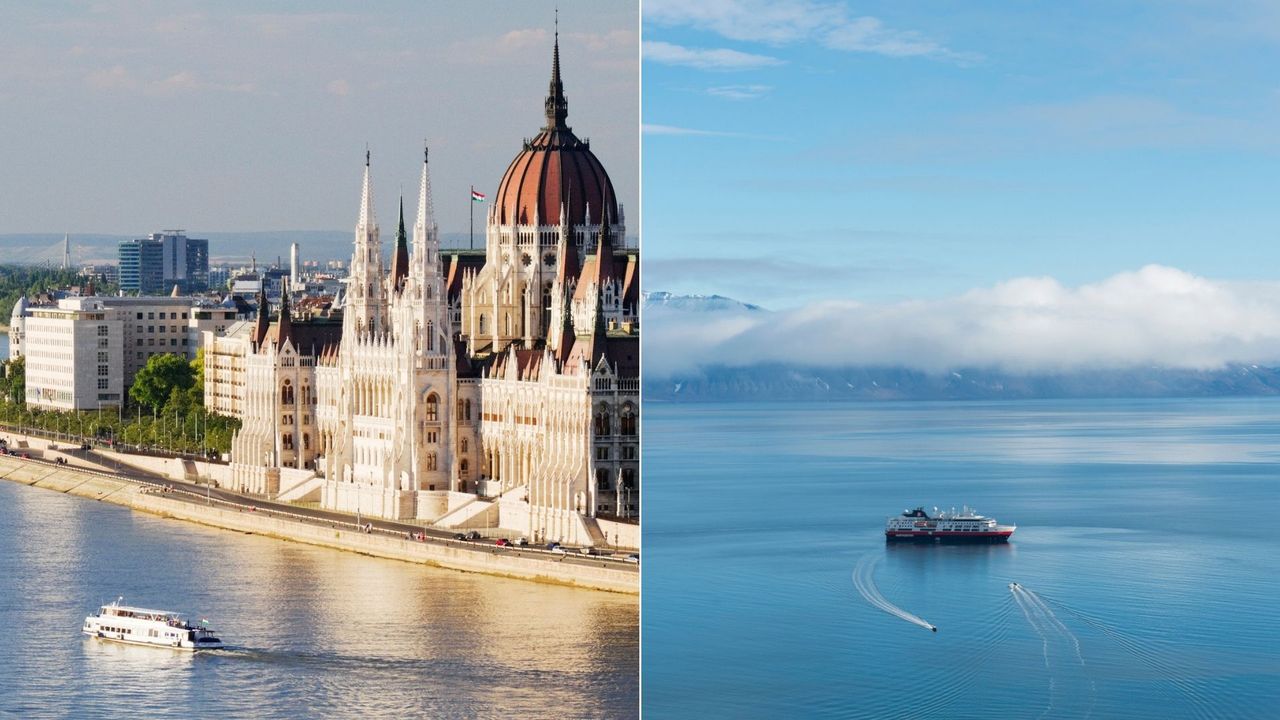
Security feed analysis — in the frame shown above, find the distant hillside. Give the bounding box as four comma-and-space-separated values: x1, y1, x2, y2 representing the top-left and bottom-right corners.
643, 291, 763, 313
0, 231, 638, 267
645, 363, 1280, 402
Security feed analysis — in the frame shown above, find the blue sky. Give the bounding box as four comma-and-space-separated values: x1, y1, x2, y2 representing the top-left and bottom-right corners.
643, 0, 1280, 308
0, 1, 637, 238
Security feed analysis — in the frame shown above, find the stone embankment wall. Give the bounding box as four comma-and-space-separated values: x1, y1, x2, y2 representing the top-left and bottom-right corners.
597, 517, 641, 549
0, 455, 638, 595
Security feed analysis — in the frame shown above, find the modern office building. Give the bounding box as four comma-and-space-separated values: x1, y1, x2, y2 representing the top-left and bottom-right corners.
118, 231, 209, 294
118, 238, 165, 295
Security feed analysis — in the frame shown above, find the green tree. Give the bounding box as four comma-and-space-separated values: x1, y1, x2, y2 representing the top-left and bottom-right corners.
188, 348, 205, 406
129, 354, 194, 411
0, 356, 24, 405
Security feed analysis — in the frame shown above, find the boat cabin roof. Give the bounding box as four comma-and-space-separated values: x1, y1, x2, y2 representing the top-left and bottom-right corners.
100, 604, 180, 619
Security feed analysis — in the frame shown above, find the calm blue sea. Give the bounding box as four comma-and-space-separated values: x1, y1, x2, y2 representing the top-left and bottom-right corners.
0, 479, 638, 719
643, 399, 1280, 719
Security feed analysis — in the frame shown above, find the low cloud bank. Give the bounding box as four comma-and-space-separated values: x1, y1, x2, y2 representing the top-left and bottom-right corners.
645, 265, 1280, 377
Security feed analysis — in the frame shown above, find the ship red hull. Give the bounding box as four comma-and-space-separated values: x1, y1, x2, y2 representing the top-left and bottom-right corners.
885, 530, 1013, 544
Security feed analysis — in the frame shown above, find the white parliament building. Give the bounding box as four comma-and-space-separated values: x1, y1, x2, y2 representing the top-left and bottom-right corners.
204, 37, 639, 547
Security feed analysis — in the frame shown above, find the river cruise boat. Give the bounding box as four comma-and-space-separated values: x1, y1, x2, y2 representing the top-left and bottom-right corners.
886, 506, 1016, 543
83, 598, 224, 650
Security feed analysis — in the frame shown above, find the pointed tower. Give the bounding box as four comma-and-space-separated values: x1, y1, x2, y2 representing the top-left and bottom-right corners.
410, 142, 447, 342
345, 149, 386, 337
548, 201, 579, 357
545, 18, 569, 132
253, 289, 270, 350
277, 285, 293, 348
390, 194, 410, 294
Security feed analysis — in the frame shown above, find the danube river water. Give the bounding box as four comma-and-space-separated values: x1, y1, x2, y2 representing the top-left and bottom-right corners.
644, 399, 1280, 719
0, 480, 637, 719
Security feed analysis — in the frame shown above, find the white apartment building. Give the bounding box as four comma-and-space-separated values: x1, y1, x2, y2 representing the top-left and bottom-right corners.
20, 299, 124, 410
10, 295, 246, 410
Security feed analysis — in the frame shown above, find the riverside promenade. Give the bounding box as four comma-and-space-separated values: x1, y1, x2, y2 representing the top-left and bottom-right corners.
0, 445, 638, 595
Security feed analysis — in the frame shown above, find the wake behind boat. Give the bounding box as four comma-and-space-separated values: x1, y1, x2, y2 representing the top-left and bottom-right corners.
886, 506, 1015, 543
83, 598, 224, 650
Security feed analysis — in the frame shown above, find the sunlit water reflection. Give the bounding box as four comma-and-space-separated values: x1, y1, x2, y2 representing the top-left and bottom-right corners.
0, 482, 637, 719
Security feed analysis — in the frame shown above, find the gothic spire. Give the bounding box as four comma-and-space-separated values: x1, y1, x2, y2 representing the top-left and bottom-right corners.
415, 141, 436, 242
253, 288, 270, 349
391, 193, 409, 292
544, 16, 569, 130
358, 148, 375, 231
277, 284, 294, 347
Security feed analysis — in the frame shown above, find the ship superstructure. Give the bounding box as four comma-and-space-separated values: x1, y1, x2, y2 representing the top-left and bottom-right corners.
83, 598, 224, 650
885, 506, 1015, 543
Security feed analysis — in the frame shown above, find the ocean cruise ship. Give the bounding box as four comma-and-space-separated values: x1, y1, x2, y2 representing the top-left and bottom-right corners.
885, 506, 1016, 543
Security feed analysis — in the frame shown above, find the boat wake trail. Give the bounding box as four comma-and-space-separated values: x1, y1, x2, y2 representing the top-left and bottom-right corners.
1036, 592, 1229, 720
851, 554, 936, 632
1010, 583, 1095, 720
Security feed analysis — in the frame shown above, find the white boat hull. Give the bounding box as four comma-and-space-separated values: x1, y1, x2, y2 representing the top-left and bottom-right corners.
83, 627, 222, 651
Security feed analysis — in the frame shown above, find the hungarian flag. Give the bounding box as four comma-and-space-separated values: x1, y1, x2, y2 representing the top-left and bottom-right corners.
471, 188, 486, 202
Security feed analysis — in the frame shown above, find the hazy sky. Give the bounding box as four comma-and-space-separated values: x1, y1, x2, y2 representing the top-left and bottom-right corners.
643, 0, 1280, 308
0, 1, 638, 236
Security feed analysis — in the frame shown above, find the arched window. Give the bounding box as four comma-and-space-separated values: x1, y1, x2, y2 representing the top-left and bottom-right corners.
426, 452, 437, 471
460, 437, 468, 453
425, 393, 439, 422
620, 405, 637, 436
594, 410, 610, 436
596, 469, 610, 491
281, 380, 294, 405
282, 433, 293, 450
460, 459, 469, 479
303, 433, 311, 451
464, 399, 472, 421
426, 321, 434, 352
457, 399, 464, 421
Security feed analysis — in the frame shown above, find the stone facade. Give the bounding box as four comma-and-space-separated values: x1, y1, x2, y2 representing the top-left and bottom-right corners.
215, 35, 638, 546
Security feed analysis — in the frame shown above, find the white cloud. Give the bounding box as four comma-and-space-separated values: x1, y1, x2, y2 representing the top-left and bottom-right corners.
643, 40, 782, 70
645, 266, 1280, 376
644, 0, 973, 62
85, 64, 136, 90
643, 123, 737, 136
157, 70, 199, 91
707, 84, 772, 100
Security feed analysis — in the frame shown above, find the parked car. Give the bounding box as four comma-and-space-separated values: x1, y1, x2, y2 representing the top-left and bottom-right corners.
516, 537, 529, 547
495, 538, 511, 547
453, 533, 466, 540
466, 531, 482, 540
578, 547, 595, 556
624, 554, 639, 564
545, 542, 561, 551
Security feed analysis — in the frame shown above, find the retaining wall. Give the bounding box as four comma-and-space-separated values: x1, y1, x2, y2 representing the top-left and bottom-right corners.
0, 456, 637, 595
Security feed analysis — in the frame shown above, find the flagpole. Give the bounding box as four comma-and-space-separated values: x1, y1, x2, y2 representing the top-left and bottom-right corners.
470, 185, 474, 250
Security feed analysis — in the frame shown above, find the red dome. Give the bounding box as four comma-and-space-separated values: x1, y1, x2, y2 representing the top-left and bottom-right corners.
492, 37, 618, 228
